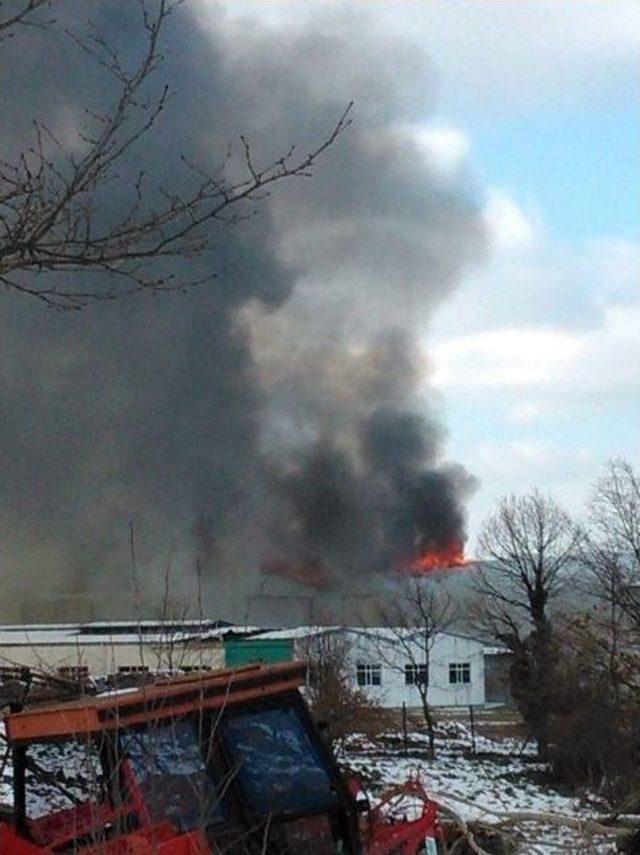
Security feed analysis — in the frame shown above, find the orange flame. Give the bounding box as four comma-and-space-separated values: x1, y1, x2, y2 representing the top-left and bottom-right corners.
404, 539, 471, 574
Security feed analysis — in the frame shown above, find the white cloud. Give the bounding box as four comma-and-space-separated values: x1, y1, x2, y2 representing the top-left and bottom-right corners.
409, 124, 471, 176
431, 233, 640, 402
432, 178, 640, 336
567, 304, 640, 396
432, 327, 583, 389
395, 1, 640, 117
580, 238, 640, 308
507, 401, 545, 425
208, 1, 640, 117
483, 189, 538, 254
464, 439, 600, 545
435, 228, 640, 542
428, 182, 639, 542
358, 122, 472, 183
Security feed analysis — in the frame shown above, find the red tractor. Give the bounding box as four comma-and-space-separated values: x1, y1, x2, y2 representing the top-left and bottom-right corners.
0, 662, 443, 853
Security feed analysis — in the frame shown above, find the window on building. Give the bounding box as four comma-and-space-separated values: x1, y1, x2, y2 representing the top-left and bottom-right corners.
356, 663, 382, 687
57, 665, 89, 681
448, 662, 471, 685
405, 663, 428, 685
0, 665, 26, 683
118, 665, 150, 674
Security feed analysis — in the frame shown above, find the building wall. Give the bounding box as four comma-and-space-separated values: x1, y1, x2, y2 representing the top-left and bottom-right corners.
483, 652, 513, 705
294, 628, 486, 708
0, 639, 224, 677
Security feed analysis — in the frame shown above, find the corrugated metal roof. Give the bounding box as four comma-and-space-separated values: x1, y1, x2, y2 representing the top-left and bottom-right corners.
252, 625, 507, 651
0, 620, 259, 647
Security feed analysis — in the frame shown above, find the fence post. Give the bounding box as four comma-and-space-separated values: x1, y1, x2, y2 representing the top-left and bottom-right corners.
402, 701, 408, 756
469, 703, 476, 756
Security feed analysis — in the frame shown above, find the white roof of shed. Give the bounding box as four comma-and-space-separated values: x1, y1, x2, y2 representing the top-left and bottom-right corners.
0, 621, 258, 647
251, 626, 342, 641
253, 625, 506, 649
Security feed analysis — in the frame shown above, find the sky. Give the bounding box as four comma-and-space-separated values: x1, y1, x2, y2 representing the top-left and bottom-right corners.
213, 0, 640, 548
415, 1, 640, 544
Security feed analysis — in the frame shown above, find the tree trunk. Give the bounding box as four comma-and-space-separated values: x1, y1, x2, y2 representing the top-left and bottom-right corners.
537, 721, 549, 761
421, 695, 436, 758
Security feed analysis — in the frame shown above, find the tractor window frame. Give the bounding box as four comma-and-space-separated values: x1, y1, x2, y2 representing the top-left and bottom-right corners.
12, 731, 121, 849
216, 692, 356, 828
116, 713, 227, 832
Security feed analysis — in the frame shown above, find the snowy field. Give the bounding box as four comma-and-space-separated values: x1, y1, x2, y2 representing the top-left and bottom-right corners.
338, 719, 621, 854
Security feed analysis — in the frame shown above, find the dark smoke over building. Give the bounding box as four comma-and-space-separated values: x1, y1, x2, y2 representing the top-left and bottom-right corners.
0, 1, 485, 622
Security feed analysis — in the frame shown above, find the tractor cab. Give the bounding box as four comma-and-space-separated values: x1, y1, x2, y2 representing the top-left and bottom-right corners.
1, 662, 362, 853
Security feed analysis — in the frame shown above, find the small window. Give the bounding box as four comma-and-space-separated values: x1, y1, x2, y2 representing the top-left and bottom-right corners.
0, 665, 25, 683
57, 665, 89, 681
118, 665, 149, 674
405, 663, 428, 685
356, 663, 382, 687
449, 662, 471, 685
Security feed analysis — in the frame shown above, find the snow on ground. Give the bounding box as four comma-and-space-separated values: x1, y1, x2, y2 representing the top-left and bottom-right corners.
0, 716, 625, 852
338, 720, 619, 854
0, 729, 102, 819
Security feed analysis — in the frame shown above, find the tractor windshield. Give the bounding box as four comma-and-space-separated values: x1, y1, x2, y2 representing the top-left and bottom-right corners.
220, 705, 340, 817
119, 716, 224, 831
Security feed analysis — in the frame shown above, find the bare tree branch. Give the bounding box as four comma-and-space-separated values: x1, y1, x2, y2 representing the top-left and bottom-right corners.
587, 459, 640, 629
0, 1, 353, 308
473, 491, 580, 758
375, 576, 455, 757
476, 491, 580, 633
0, 0, 52, 39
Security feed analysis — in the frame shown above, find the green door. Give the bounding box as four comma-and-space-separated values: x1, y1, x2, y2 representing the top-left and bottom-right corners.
224, 638, 293, 667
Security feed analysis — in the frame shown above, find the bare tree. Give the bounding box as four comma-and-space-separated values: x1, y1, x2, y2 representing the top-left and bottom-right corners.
587, 459, 640, 631
474, 491, 580, 758
301, 630, 379, 747
475, 491, 580, 636
579, 537, 633, 706
0, 1, 352, 308
590, 459, 640, 562
571, 459, 640, 753
377, 577, 454, 758
548, 610, 640, 801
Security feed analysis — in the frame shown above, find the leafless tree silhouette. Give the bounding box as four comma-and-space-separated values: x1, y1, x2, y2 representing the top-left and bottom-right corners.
586, 459, 640, 629
0, 1, 352, 308
474, 491, 580, 757
377, 577, 454, 758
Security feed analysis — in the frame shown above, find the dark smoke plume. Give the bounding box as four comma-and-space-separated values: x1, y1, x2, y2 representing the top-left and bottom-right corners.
0, 1, 485, 620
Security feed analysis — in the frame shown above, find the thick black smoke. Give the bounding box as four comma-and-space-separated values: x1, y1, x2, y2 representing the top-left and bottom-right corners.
256, 333, 477, 587
0, 1, 485, 620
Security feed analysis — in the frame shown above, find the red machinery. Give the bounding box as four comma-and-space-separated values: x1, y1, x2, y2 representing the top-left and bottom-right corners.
0, 662, 442, 853
359, 773, 442, 855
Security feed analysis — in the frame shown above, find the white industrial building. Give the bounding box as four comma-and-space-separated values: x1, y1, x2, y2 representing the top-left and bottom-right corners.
0, 621, 510, 707
0, 621, 232, 679
254, 626, 507, 708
